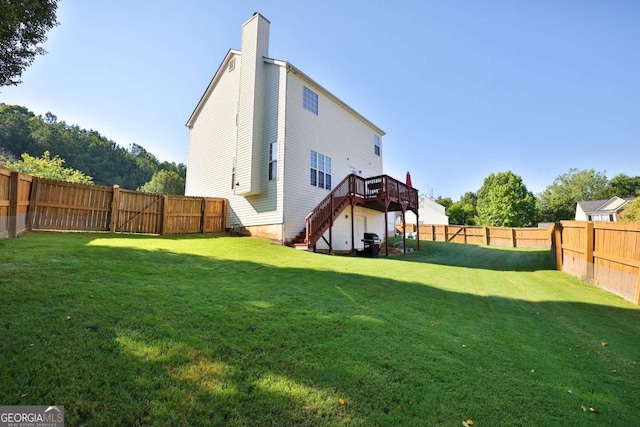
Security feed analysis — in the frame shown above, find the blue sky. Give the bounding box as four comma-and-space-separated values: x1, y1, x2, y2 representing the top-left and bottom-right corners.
2, 0, 639, 199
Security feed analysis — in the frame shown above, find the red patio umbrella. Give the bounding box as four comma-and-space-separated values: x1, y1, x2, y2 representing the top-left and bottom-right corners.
406, 171, 413, 188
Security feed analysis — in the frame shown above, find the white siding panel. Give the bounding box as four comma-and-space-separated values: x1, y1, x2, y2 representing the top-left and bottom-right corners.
185, 54, 240, 200
282, 72, 384, 240
186, 60, 285, 231
226, 63, 284, 229
232, 63, 284, 227
235, 14, 270, 195
315, 206, 385, 252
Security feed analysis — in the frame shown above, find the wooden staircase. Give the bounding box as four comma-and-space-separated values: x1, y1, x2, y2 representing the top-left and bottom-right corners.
289, 228, 308, 250
294, 174, 419, 252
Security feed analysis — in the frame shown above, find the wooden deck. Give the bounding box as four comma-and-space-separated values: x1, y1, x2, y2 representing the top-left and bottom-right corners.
303, 174, 419, 255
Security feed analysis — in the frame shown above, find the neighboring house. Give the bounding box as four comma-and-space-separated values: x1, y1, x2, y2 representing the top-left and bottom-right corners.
575, 196, 634, 222
185, 13, 417, 252
401, 195, 449, 225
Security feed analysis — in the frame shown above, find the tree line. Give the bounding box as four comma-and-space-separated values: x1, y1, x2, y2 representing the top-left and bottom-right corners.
0, 104, 185, 194
435, 170, 640, 226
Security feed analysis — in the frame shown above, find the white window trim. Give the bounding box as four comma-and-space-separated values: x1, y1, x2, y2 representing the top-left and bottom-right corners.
268, 142, 278, 181
310, 150, 331, 190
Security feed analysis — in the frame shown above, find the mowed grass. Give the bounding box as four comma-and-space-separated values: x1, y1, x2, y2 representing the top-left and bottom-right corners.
1, 233, 639, 426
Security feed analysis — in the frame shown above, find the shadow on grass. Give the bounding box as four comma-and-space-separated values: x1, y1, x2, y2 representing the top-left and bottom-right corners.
388, 239, 556, 272
1, 233, 639, 426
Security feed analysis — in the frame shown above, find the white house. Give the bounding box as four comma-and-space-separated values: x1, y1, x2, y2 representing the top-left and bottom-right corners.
401, 195, 449, 225
185, 13, 418, 253
575, 197, 634, 222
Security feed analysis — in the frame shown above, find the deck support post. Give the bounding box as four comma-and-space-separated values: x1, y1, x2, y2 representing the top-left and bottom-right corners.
350, 201, 355, 253
402, 208, 407, 255
416, 209, 420, 250
384, 210, 389, 256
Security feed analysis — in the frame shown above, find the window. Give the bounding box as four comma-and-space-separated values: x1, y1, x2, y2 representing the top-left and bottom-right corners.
374, 134, 381, 156
310, 150, 331, 190
318, 153, 326, 188
303, 86, 318, 115
268, 142, 278, 180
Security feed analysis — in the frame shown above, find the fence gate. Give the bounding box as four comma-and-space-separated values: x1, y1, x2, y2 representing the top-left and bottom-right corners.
115, 189, 164, 234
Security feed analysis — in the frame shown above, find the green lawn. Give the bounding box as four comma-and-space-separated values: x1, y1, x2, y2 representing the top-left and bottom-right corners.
1, 232, 639, 426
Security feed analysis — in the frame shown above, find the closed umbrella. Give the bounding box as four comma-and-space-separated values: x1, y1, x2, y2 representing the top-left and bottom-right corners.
406, 171, 412, 188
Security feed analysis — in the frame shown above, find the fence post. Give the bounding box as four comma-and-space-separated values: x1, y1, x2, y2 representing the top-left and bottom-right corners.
511, 228, 516, 248
222, 199, 227, 232
27, 176, 39, 231
463, 226, 467, 244
554, 222, 563, 271
444, 225, 448, 242
161, 195, 169, 235
484, 227, 489, 246
431, 225, 435, 241
109, 185, 120, 233
8, 172, 19, 238
585, 222, 594, 282
200, 198, 207, 234
635, 272, 640, 306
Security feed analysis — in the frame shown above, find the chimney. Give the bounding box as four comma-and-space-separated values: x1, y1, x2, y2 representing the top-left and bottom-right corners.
235, 13, 270, 196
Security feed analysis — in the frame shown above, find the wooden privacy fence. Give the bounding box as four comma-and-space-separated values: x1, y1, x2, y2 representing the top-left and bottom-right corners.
417, 224, 553, 248
0, 167, 226, 238
418, 222, 640, 305
553, 221, 640, 305
0, 168, 33, 239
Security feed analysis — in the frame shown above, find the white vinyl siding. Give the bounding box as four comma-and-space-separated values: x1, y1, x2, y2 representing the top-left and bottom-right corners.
282, 72, 384, 248
314, 206, 385, 252
186, 59, 286, 231
186, 54, 241, 199
226, 62, 285, 227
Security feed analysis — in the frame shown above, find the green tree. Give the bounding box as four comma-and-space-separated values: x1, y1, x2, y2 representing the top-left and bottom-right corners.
0, 104, 184, 189
459, 191, 478, 207
595, 174, 640, 200
620, 198, 640, 223
7, 151, 93, 183
537, 168, 609, 222
435, 197, 453, 210
0, 0, 59, 86
0, 104, 39, 154
137, 170, 185, 195
0, 145, 16, 164
446, 191, 478, 225
476, 171, 536, 227
447, 202, 476, 225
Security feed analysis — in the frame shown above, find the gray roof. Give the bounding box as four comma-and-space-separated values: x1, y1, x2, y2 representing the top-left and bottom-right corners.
577, 196, 635, 214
